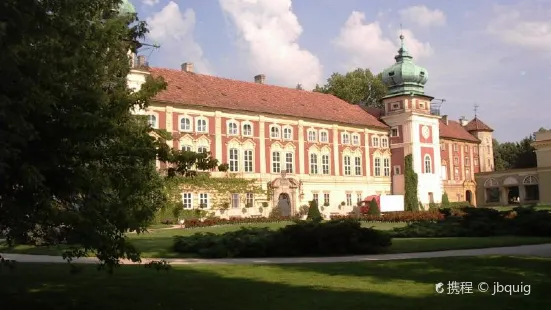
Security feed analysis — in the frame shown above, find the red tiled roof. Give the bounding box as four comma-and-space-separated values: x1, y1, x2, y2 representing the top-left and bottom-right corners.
149, 68, 388, 129
439, 120, 480, 143
464, 117, 494, 132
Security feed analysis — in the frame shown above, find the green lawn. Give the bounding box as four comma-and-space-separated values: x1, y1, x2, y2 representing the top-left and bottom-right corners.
1, 256, 550, 309
2, 221, 551, 258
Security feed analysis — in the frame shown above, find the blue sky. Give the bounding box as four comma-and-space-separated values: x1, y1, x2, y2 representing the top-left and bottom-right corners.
133, 0, 551, 142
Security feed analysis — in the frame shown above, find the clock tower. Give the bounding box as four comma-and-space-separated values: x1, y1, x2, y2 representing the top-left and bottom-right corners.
380, 34, 443, 206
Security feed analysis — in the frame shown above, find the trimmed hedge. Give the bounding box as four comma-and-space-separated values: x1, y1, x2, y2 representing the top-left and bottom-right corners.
184, 216, 299, 228
173, 219, 392, 258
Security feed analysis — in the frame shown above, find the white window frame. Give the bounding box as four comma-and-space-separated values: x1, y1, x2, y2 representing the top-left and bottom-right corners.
197, 145, 208, 153
393, 165, 401, 175
182, 193, 193, 209
320, 130, 329, 143
285, 152, 294, 174
321, 154, 330, 175
354, 156, 362, 176
346, 193, 352, 206
244, 149, 254, 173
270, 125, 281, 139
242, 123, 253, 137
383, 158, 390, 176
283, 126, 292, 140
356, 193, 362, 203
181, 144, 193, 152
323, 193, 330, 206
147, 114, 158, 129
231, 193, 240, 209
424, 155, 432, 174
352, 134, 360, 146
272, 151, 281, 173
199, 193, 209, 208
310, 153, 318, 174
372, 136, 380, 147
246, 192, 254, 207
179, 116, 192, 132
342, 133, 350, 144
307, 129, 317, 142
381, 137, 388, 148
374, 157, 381, 176
229, 148, 239, 172
228, 121, 239, 135
390, 127, 399, 137
313, 193, 319, 204
343, 155, 351, 175
196, 117, 208, 133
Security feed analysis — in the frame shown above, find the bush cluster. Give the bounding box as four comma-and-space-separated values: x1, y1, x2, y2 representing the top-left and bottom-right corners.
331, 210, 444, 222
391, 206, 551, 238
173, 219, 392, 258
183, 216, 300, 228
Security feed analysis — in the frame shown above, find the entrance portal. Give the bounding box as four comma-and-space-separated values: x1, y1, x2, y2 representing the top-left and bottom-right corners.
277, 193, 291, 216
466, 190, 472, 204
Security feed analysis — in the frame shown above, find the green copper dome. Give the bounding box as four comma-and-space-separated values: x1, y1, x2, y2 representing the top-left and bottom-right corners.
118, 0, 136, 16
381, 35, 428, 97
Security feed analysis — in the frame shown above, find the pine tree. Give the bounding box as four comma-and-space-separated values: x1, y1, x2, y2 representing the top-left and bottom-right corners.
307, 199, 323, 222
441, 192, 450, 208
404, 154, 419, 211
368, 198, 381, 216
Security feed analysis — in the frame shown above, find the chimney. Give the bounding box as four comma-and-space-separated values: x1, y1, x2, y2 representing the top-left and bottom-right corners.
181, 62, 194, 73
459, 116, 468, 126
137, 55, 146, 68
254, 74, 266, 84
442, 115, 448, 125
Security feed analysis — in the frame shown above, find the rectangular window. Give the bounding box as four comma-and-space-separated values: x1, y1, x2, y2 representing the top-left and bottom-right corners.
197, 119, 207, 132
454, 156, 459, 165
356, 193, 362, 203
320, 131, 328, 142
229, 148, 239, 172
465, 157, 470, 166
271, 126, 280, 138
342, 133, 350, 144
231, 193, 240, 209
354, 156, 362, 176
244, 149, 253, 173
283, 127, 292, 140
374, 158, 381, 176
322, 154, 330, 175
344, 155, 351, 175
310, 153, 318, 174
390, 128, 398, 137
372, 137, 379, 147
453, 144, 458, 152
228, 122, 238, 135
197, 146, 208, 153
313, 193, 319, 204
474, 158, 479, 166
454, 167, 460, 180
465, 168, 471, 180
473, 146, 478, 154
464, 145, 469, 153
352, 135, 360, 145
441, 166, 448, 180
182, 193, 192, 209
285, 152, 294, 173
323, 193, 330, 206
246, 192, 254, 207
381, 138, 388, 148
346, 193, 352, 206
393, 165, 401, 175
308, 130, 317, 142
383, 158, 390, 176
199, 193, 208, 208
243, 124, 252, 136
182, 145, 192, 151
272, 151, 281, 173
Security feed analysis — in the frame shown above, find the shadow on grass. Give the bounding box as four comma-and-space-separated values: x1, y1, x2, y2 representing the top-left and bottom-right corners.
1, 257, 550, 310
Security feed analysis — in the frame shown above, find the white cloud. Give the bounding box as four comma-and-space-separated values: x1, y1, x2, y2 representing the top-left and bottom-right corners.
218, 0, 323, 89
142, 0, 160, 6
146, 1, 212, 73
487, 4, 551, 52
399, 6, 446, 28
333, 11, 433, 73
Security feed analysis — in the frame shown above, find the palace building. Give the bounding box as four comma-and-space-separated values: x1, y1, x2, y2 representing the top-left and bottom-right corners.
126, 34, 495, 217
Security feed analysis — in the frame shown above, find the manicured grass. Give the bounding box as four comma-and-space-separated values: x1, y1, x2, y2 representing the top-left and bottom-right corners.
2, 220, 550, 258
1, 256, 550, 309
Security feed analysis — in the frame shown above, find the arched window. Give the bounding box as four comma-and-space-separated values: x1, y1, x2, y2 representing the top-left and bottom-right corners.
424, 155, 432, 174
196, 118, 208, 133
484, 178, 499, 187
523, 175, 538, 185
180, 117, 191, 131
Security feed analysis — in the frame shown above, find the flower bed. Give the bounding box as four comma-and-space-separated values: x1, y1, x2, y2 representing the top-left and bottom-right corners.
330, 210, 445, 222
183, 216, 300, 228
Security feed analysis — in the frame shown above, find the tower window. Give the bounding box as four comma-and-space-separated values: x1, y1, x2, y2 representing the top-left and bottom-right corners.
388, 71, 395, 77
420, 71, 425, 76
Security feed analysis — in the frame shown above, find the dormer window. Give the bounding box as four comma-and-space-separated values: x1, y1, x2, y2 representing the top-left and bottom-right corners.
352, 134, 360, 145
180, 117, 191, 131
420, 71, 425, 76
419, 102, 425, 109
228, 121, 238, 135
283, 127, 292, 140
320, 131, 329, 143
270, 125, 280, 138
307, 129, 317, 142
391, 102, 401, 110
243, 123, 252, 136
388, 71, 395, 77
342, 133, 350, 144
196, 118, 207, 133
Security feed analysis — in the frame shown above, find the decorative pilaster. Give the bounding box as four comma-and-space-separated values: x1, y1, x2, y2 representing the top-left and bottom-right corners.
165, 105, 173, 132
259, 115, 266, 174
215, 111, 222, 161
332, 124, 340, 176
298, 120, 305, 175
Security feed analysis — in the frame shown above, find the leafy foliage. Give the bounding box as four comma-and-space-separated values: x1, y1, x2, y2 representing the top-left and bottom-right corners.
313, 68, 387, 108
172, 219, 392, 258
404, 155, 419, 211
493, 130, 541, 171
307, 200, 323, 222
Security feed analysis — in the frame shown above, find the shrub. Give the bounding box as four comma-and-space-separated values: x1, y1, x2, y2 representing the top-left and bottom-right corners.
307, 200, 322, 222
298, 204, 309, 217
441, 192, 450, 208
404, 154, 419, 211
173, 219, 392, 258
368, 198, 380, 216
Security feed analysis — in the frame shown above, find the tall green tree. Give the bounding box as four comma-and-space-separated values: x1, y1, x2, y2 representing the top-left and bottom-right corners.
313, 68, 387, 109
404, 155, 419, 211
493, 131, 539, 171
0, 0, 216, 270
